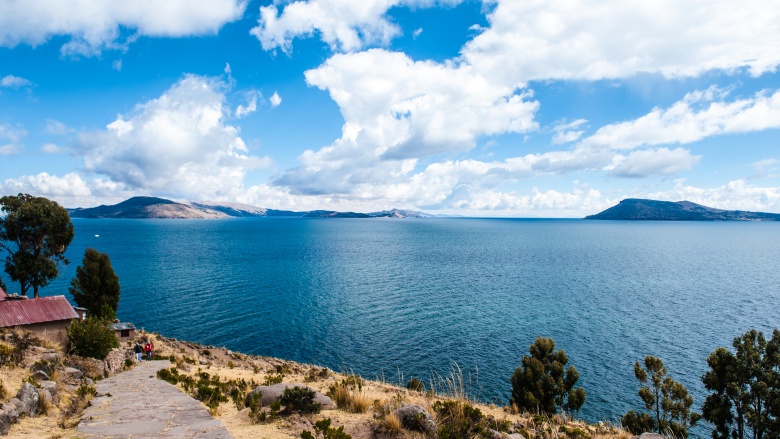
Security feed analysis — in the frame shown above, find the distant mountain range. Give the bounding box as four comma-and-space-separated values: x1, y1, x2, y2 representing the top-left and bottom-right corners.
586, 198, 780, 221
67, 197, 437, 219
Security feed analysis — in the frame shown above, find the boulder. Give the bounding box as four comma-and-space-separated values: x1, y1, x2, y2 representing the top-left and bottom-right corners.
30, 360, 54, 376
245, 383, 335, 409
39, 381, 58, 400
41, 353, 60, 364
15, 383, 39, 416
104, 348, 127, 375
32, 370, 50, 382
393, 404, 436, 434
0, 404, 19, 435
62, 367, 84, 380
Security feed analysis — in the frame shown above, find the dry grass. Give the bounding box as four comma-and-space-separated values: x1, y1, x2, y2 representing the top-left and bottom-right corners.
382, 411, 402, 434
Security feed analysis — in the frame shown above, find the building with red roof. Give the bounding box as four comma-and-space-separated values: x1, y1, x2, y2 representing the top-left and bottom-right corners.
0, 286, 83, 343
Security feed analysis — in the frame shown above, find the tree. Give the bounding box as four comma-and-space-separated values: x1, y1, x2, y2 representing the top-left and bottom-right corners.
0, 194, 74, 297
0, 276, 6, 293
701, 329, 780, 439
66, 317, 119, 359
622, 356, 700, 438
69, 248, 121, 320
510, 336, 586, 414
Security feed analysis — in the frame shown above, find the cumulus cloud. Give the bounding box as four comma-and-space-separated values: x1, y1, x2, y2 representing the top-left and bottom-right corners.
464, 0, 780, 85
647, 179, 780, 212
277, 49, 538, 194
1, 74, 32, 88
235, 91, 258, 118
0, 123, 27, 155
0, 0, 247, 56
581, 88, 780, 150
607, 147, 701, 178
0, 172, 138, 208
270, 92, 282, 107
75, 74, 271, 199
250, 0, 460, 52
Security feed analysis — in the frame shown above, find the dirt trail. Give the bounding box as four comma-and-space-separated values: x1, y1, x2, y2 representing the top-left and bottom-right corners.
77, 361, 232, 438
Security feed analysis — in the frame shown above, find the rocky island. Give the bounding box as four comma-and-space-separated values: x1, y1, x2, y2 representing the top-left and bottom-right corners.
585, 198, 780, 221
67, 197, 433, 220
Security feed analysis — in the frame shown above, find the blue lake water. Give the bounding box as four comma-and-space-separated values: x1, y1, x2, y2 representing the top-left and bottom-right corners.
33, 218, 780, 429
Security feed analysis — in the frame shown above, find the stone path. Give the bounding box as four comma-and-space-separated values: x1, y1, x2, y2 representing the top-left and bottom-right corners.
77, 361, 232, 438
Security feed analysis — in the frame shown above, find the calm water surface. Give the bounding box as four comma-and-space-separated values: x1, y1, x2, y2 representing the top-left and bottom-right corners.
40, 218, 780, 431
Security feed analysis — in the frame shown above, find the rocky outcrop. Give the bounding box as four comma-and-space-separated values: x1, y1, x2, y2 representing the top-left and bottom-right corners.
393, 404, 436, 434
15, 383, 39, 417
245, 383, 335, 409
104, 348, 129, 375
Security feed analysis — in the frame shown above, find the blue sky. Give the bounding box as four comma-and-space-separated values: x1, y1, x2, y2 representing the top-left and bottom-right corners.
1, 0, 779, 217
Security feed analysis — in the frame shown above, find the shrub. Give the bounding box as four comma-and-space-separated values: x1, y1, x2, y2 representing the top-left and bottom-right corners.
0, 342, 12, 367
8, 329, 39, 365
0, 381, 6, 400
406, 378, 425, 392
263, 374, 283, 385
301, 418, 353, 439
67, 318, 119, 359
328, 375, 368, 413
433, 400, 486, 439
280, 386, 321, 414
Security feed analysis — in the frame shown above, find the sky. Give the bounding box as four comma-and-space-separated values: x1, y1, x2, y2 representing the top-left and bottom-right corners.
1, 0, 779, 217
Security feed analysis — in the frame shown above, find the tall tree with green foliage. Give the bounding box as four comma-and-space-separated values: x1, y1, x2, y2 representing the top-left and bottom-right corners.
510, 336, 586, 414
0, 194, 74, 297
701, 329, 780, 439
622, 356, 700, 438
69, 248, 121, 320
0, 276, 6, 293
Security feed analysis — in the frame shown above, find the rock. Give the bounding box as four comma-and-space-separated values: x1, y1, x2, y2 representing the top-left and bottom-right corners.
32, 370, 50, 382
0, 404, 20, 435
393, 404, 436, 434
199, 358, 209, 365
8, 399, 24, 413
85, 378, 95, 386
16, 383, 40, 416
39, 381, 58, 400
104, 348, 127, 375
62, 367, 84, 380
30, 360, 54, 376
37, 389, 53, 409
633, 434, 666, 439
41, 353, 60, 364
245, 383, 335, 409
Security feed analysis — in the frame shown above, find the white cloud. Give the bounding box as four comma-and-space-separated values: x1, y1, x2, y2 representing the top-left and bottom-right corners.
112, 59, 122, 71
607, 147, 701, 178
250, 0, 460, 53
235, 92, 258, 118
41, 143, 67, 154
0, 0, 247, 56
412, 28, 423, 39
647, 179, 780, 212
270, 92, 282, 107
753, 158, 779, 178
274, 49, 538, 194
581, 88, 780, 150
75, 74, 271, 199
464, 0, 780, 85
0, 123, 27, 155
551, 119, 586, 145
0, 172, 138, 208
1, 74, 32, 88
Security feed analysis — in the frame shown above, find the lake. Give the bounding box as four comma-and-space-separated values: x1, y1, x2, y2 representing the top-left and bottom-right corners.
35, 218, 780, 430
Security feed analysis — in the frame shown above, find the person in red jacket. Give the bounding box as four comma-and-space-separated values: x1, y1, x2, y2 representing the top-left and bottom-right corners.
144, 340, 153, 360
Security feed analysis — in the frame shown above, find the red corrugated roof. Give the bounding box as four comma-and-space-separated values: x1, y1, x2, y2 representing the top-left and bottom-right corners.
0, 295, 79, 327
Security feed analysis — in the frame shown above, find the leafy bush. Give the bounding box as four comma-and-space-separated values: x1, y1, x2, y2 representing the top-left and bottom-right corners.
406, 377, 425, 392
156, 367, 247, 413
621, 410, 655, 435
280, 386, 321, 414
67, 318, 119, 359
301, 418, 353, 439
